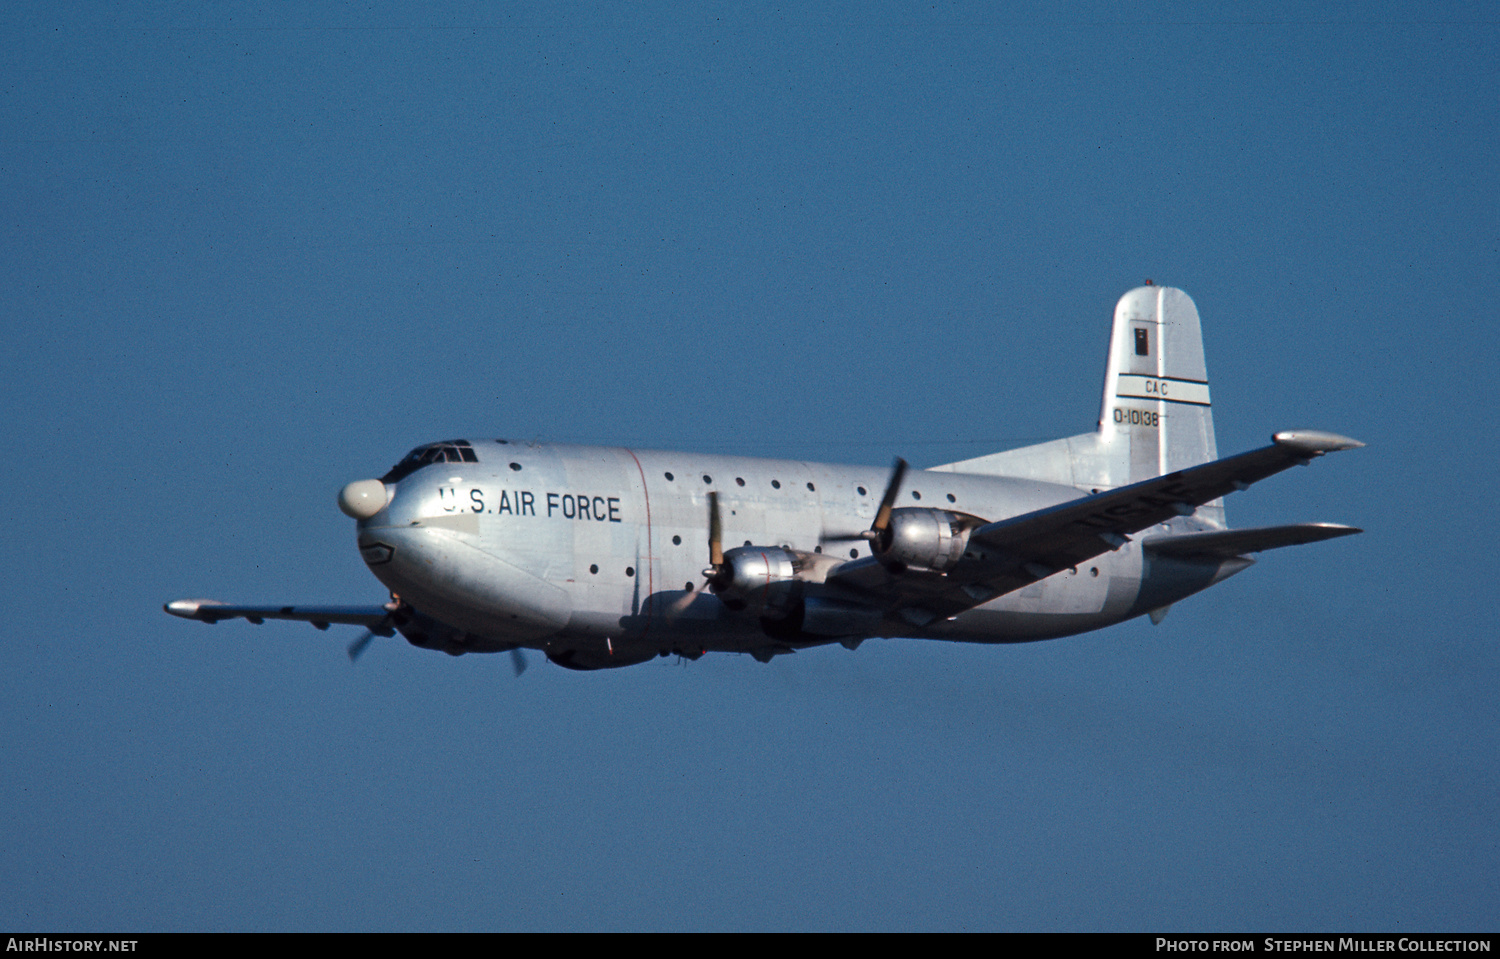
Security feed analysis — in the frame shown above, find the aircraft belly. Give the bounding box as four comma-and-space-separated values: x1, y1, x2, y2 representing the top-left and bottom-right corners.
933, 606, 1127, 642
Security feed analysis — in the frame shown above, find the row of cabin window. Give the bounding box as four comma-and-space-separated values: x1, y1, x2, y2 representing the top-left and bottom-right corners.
659, 470, 956, 504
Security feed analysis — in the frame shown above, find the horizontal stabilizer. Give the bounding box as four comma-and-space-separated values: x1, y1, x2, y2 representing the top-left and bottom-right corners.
1143, 523, 1362, 559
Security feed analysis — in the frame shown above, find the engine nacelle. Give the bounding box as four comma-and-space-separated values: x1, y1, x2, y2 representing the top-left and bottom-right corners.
873, 508, 973, 573
711, 546, 804, 620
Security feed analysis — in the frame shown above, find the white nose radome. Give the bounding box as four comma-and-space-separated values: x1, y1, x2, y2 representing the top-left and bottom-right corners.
338, 480, 389, 519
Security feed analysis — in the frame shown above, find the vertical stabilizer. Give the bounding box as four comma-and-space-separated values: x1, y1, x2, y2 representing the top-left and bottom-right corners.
1099, 285, 1217, 481
933, 287, 1220, 522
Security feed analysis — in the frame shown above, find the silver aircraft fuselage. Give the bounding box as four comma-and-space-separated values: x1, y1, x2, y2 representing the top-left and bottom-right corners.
353, 440, 1225, 668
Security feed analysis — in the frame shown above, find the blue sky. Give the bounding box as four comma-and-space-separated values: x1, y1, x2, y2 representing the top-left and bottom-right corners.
2, 1, 1496, 931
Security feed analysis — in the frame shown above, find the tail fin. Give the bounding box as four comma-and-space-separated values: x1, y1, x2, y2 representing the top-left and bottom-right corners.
933, 286, 1220, 508
1099, 285, 1217, 479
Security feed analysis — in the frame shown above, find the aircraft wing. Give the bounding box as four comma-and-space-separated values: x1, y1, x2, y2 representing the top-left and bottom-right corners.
825, 430, 1362, 626
163, 600, 394, 631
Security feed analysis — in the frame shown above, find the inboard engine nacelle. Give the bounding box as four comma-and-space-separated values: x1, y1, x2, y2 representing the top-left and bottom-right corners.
711, 546, 804, 617
710, 546, 883, 637
872, 508, 976, 573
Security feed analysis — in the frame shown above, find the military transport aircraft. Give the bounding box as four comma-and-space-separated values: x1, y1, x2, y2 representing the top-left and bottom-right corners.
166, 285, 1362, 671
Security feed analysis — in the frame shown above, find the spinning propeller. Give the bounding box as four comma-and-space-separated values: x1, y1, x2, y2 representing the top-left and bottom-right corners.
343, 603, 527, 676
347, 629, 379, 662
346, 610, 397, 662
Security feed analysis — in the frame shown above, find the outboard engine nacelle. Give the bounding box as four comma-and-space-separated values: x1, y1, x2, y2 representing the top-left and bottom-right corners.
873, 508, 974, 573
709, 546, 804, 620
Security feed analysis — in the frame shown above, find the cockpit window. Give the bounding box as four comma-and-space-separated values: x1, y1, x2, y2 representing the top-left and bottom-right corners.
380, 439, 479, 482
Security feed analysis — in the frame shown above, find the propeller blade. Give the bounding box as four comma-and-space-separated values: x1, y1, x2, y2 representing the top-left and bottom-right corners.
870, 457, 909, 538
510, 648, 528, 677
702, 491, 734, 593
347, 629, 376, 663
707, 491, 723, 568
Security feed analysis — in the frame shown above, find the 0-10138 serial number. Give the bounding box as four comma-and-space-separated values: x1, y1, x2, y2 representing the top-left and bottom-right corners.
1114, 408, 1160, 427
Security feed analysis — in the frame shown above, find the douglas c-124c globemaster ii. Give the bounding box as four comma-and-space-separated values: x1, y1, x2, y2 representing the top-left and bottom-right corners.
167, 285, 1362, 672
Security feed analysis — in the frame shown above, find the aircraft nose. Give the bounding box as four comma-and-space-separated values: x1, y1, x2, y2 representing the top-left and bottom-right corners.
338, 479, 390, 519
